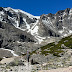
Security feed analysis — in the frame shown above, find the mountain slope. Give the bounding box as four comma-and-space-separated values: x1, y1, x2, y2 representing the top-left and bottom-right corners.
0, 7, 72, 44
0, 7, 72, 72
0, 7, 72, 55
30, 35, 72, 56
30, 35, 72, 70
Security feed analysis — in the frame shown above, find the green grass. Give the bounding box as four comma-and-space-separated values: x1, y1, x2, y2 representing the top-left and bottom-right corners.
40, 43, 55, 50
40, 35, 72, 56
30, 35, 72, 57
30, 50, 37, 55
40, 42, 63, 56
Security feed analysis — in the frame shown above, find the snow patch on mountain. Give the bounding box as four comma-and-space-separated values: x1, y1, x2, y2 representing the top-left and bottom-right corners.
31, 25, 39, 35
0, 48, 18, 57
35, 35, 46, 44
69, 8, 72, 15
64, 34, 67, 37
4, 7, 11, 11
69, 30, 72, 33
0, 11, 4, 15
23, 18, 30, 29
30, 20, 39, 35
59, 30, 63, 34
16, 21, 19, 28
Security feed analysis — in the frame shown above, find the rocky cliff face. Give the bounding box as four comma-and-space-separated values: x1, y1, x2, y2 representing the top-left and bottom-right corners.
0, 7, 72, 54
39, 8, 72, 37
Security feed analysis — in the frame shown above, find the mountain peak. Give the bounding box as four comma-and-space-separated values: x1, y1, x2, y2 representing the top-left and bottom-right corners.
0, 7, 72, 44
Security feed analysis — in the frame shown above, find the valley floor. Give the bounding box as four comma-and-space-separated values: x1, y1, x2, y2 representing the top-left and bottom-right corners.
0, 55, 72, 72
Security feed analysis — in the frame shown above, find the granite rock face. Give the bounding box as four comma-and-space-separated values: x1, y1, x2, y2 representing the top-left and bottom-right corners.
39, 8, 72, 37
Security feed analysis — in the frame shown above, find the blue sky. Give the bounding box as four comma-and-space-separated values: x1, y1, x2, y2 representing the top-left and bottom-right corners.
0, 0, 72, 16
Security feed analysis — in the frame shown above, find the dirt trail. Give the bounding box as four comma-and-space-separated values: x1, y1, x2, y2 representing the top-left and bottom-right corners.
38, 66, 72, 72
